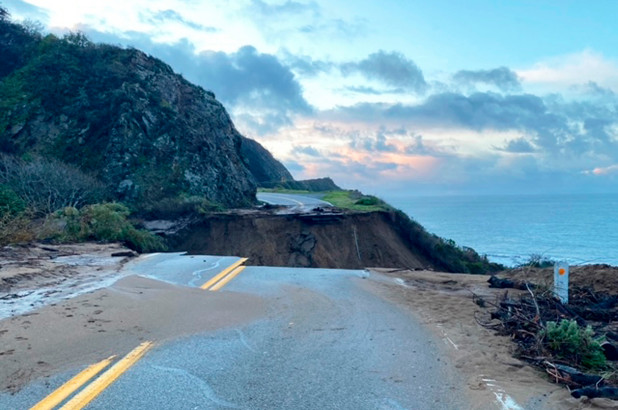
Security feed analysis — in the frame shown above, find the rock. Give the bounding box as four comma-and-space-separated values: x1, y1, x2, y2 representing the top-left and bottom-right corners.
571, 387, 618, 400
111, 251, 137, 258
602, 342, 618, 360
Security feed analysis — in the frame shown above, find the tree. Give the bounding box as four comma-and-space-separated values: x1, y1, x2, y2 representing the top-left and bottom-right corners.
0, 154, 109, 215
0, 5, 9, 21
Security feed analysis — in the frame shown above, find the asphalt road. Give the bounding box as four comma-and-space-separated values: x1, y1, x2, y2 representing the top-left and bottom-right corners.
256, 192, 332, 211
2, 254, 467, 409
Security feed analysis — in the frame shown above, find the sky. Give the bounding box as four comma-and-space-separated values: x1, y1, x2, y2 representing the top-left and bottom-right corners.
4, 0, 618, 197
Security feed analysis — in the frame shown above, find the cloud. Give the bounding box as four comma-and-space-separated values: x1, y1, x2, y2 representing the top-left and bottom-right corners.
453, 67, 521, 92
573, 81, 616, 98
583, 164, 618, 176
326, 91, 618, 156
517, 50, 618, 91
349, 131, 397, 153
405, 135, 448, 156
249, 0, 319, 18
292, 145, 321, 156
499, 137, 536, 153
145, 9, 218, 33
344, 85, 402, 95
196, 46, 310, 112
3, 0, 48, 21
246, 0, 366, 41
341, 51, 427, 93
281, 50, 335, 77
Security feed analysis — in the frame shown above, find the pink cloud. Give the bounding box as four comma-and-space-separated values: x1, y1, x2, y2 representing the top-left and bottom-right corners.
584, 164, 618, 176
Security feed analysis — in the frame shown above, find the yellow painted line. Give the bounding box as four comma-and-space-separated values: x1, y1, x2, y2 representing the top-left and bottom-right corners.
30, 356, 116, 410
200, 258, 248, 290
59, 341, 154, 410
209, 266, 246, 291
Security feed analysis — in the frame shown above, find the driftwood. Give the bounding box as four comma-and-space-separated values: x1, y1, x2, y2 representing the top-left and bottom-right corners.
478, 280, 618, 399
571, 387, 618, 400
487, 275, 533, 290
545, 363, 603, 387
111, 251, 137, 257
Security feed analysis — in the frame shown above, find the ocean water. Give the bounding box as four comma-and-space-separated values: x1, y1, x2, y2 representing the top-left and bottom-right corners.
384, 193, 618, 267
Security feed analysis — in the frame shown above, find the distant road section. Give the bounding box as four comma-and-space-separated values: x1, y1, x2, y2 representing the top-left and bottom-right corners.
257, 192, 332, 211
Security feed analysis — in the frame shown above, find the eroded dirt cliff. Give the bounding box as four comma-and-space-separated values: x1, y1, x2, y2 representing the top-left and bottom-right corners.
168, 211, 439, 270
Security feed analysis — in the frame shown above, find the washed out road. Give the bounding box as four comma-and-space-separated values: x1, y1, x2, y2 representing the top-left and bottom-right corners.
256, 192, 332, 211
1, 253, 469, 409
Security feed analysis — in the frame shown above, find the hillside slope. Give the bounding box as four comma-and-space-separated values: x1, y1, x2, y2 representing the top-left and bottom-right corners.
166, 210, 501, 273
0, 16, 291, 208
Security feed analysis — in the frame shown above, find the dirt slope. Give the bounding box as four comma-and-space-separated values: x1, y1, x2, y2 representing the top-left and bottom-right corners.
168, 211, 434, 270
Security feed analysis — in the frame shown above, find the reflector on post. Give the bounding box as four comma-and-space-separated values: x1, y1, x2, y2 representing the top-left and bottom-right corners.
554, 261, 569, 304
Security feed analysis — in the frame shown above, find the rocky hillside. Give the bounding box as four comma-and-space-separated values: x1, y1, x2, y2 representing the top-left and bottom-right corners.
0, 13, 291, 208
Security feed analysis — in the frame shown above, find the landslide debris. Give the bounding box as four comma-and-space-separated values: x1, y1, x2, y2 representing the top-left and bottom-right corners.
165, 208, 502, 274
478, 265, 618, 400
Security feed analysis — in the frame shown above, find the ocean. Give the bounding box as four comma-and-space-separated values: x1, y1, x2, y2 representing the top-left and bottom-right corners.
383, 193, 618, 267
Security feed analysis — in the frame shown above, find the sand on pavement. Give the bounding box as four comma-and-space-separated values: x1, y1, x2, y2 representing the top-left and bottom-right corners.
0, 275, 266, 393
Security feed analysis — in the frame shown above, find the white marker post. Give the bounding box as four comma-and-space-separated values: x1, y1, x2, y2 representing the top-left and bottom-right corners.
554, 261, 569, 304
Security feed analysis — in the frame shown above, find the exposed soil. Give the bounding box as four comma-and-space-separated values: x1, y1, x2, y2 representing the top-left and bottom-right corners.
501, 264, 618, 294
0, 242, 130, 294
166, 210, 434, 270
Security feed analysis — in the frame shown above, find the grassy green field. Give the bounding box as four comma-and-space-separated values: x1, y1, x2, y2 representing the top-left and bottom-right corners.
322, 191, 391, 212
258, 188, 391, 212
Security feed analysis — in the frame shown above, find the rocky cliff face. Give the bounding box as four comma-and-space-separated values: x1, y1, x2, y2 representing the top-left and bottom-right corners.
240, 137, 293, 186
0, 18, 291, 208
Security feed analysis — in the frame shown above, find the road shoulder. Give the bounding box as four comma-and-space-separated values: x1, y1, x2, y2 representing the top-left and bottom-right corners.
362, 269, 605, 409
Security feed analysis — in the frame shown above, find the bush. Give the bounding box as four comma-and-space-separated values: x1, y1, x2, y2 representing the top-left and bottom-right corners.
123, 228, 166, 253
0, 184, 25, 216
354, 195, 380, 206
139, 195, 225, 219
0, 154, 108, 215
79, 202, 130, 242
520, 254, 554, 268
0, 213, 33, 245
45, 202, 166, 252
543, 319, 607, 370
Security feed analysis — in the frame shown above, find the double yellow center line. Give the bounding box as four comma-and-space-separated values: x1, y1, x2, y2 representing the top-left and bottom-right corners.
31, 341, 154, 410
200, 257, 248, 291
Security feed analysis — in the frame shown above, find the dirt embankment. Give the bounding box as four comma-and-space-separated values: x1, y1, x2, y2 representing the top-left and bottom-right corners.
166, 211, 435, 270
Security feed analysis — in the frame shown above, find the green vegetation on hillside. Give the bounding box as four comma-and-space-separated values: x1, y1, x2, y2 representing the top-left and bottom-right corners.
0, 152, 165, 252
259, 177, 341, 192
44, 203, 165, 253
322, 190, 391, 212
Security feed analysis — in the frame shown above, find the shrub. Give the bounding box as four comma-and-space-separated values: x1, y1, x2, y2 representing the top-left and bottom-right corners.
0, 212, 33, 245
123, 227, 166, 253
519, 254, 554, 268
0, 154, 108, 215
0, 184, 25, 216
79, 202, 130, 241
354, 195, 380, 206
140, 195, 225, 219
45, 202, 166, 252
543, 319, 607, 370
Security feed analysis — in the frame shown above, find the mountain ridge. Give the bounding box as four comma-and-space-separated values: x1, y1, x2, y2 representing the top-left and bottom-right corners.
0, 14, 292, 208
